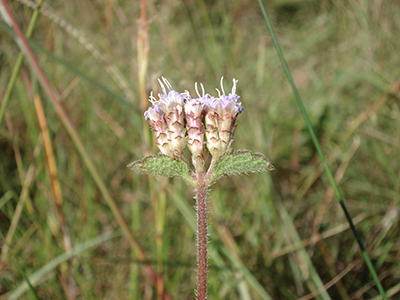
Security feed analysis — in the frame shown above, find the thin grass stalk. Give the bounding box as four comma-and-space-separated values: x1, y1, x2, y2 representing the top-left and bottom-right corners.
0, 2, 171, 298
138, 0, 151, 149
7, 231, 120, 300
280, 205, 331, 300
0, 192, 13, 211
156, 179, 167, 300
147, 1, 191, 80
0, 22, 131, 106
0, 0, 44, 126
295, 260, 360, 300
317, 239, 350, 300
2, 118, 73, 297
137, 2, 167, 299
296, 83, 400, 202
0, 231, 42, 300
16, 0, 135, 102
0, 117, 36, 265
130, 191, 140, 300
33, 94, 76, 299
256, 1, 387, 299
148, 177, 164, 300
194, 0, 221, 75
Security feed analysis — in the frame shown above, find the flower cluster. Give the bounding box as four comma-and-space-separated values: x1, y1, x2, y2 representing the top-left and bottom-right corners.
145, 77, 243, 169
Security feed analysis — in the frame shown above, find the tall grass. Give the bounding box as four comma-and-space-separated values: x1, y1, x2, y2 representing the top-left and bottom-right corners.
257, 1, 387, 298
1, 0, 399, 299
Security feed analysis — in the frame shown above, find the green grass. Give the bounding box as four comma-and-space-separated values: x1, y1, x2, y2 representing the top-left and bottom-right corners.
1, 0, 400, 299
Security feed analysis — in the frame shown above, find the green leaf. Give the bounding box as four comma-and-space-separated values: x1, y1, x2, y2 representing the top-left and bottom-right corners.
128, 155, 195, 186
209, 150, 274, 184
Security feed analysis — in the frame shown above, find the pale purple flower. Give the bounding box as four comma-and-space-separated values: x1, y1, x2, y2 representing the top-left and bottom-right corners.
204, 77, 243, 157
145, 76, 243, 160
184, 83, 209, 169
145, 77, 187, 156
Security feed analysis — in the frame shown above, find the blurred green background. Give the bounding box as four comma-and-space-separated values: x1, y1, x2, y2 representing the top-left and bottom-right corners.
1, 0, 399, 299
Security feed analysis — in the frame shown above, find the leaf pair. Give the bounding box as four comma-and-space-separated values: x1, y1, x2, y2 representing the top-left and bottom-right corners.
128, 150, 274, 187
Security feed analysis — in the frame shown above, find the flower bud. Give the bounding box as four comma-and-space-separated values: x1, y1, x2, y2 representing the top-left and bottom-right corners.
145, 104, 172, 156
185, 99, 205, 156
204, 78, 243, 158
160, 91, 186, 155
184, 82, 208, 170
145, 77, 187, 157
204, 101, 220, 158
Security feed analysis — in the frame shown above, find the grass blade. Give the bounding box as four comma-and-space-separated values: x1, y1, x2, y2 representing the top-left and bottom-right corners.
279, 205, 331, 300
0, 2, 171, 298
0, 0, 44, 126
7, 230, 121, 300
0, 191, 14, 210
0, 22, 133, 109
256, 1, 387, 299
33, 94, 76, 298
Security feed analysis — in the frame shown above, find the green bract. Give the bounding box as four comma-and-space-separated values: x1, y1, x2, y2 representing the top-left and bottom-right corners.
128, 155, 195, 186
208, 150, 274, 185
128, 150, 274, 187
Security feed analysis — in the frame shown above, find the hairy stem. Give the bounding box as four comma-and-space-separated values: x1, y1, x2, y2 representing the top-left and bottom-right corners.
196, 172, 208, 300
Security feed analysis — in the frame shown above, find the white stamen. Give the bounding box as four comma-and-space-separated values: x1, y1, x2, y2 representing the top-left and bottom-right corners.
195, 82, 201, 98
157, 78, 167, 95
220, 76, 225, 95
231, 79, 238, 95
215, 88, 221, 98
162, 76, 172, 91
200, 83, 205, 97
149, 91, 158, 105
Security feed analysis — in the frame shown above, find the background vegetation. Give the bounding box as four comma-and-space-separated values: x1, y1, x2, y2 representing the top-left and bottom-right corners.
1, 0, 399, 299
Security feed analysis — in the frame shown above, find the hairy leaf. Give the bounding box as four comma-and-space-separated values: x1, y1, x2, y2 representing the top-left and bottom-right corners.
209, 150, 274, 184
128, 155, 195, 186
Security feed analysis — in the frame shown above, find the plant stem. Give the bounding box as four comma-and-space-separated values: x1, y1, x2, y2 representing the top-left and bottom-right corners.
196, 171, 208, 300
0, 0, 44, 126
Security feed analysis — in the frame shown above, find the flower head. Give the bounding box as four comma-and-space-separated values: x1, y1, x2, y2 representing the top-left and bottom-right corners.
184, 82, 210, 170
145, 77, 187, 156
144, 76, 243, 161
204, 77, 243, 158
